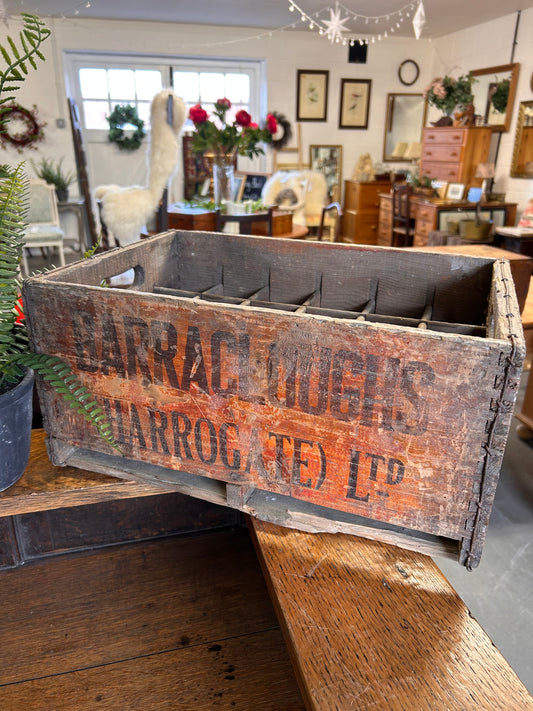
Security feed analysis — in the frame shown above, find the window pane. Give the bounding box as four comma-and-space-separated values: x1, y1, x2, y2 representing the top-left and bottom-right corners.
83, 100, 109, 129
225, 73, 250, 103
173, 71, 200, 103
108, 69, 135, 100
79, 68, 108, 99
135, 70, 162, 101
136, 101, 151, 126
199, 73, 225, 103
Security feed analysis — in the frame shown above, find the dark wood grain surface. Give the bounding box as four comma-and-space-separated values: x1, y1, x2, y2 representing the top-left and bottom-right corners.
0, 530, 304, 710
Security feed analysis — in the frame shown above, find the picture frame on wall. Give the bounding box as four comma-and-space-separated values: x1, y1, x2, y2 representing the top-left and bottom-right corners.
309, 145, 343, 201
339, 78, 371, 129
296, 70, 329, 121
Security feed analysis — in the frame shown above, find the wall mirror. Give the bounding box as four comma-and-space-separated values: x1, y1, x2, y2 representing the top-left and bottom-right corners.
383, 93, 427, 162
470, 63, 520, 132
511, 100, 533, 178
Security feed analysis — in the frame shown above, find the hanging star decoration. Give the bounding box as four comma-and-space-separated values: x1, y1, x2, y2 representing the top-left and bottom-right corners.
412, 0, 426, 39
322, 2, 350, 43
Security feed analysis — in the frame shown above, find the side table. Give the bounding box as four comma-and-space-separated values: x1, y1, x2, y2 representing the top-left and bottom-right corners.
494, 229, 533, 258
58, 199, 86, 252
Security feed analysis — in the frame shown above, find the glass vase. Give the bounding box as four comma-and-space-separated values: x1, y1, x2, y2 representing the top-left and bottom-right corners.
212, 155, 235, 205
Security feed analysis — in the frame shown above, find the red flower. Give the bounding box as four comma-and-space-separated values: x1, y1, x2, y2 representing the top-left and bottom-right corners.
248, 122, 258, 129
189, 104, 208, 124
215, 97, 231, 111
266, 113, 278, 134
15, 296, 24, 324
235, 110, 252, 127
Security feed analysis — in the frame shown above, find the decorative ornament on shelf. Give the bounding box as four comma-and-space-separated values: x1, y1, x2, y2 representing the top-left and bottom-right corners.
0, 102, 45, 152
106, 104, 146, 151
424, 73, 475, 122
287, 0, 422, 46
188, 98, 277, 204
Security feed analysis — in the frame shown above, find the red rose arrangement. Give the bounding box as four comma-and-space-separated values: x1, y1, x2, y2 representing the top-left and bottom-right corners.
188, 97, 277, 160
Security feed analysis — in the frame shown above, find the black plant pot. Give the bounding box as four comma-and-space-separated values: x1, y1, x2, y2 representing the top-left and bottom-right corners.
0, 369, 35, 492
55, 188, 69, 203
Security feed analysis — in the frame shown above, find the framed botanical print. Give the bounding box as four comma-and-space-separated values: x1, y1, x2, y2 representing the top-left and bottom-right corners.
339, 78, 371, 129
309, 145, 342, 201
296, 70, 329, 121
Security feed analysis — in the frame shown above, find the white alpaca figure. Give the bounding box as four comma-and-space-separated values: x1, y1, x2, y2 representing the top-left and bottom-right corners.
262, 170, 328, 226
97, 90, 186, 246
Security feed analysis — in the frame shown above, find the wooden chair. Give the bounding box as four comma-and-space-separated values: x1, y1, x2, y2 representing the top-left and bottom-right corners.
317, 202, 343, 242
22, 181, 66, 274
391, 183, 413, 247
215, 206, 274, 236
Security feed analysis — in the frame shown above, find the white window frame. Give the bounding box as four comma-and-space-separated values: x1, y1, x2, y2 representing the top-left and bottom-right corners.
64, 51, 266, 142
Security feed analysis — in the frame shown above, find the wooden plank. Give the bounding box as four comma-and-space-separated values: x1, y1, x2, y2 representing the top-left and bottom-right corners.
0, 531, 278, 684
0, 430, 165, 517
411, 243, 533, 312
13, 492, 239, 561
249, 518, 533, 711
0, 629, 305, 711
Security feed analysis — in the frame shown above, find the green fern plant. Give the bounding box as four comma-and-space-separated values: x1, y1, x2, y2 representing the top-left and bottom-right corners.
0, 14, 118, 451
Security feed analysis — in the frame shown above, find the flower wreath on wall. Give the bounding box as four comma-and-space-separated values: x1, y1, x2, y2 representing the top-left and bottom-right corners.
106, 104, 146, 151
270, 111, 292, 150
0, 103, 45, 152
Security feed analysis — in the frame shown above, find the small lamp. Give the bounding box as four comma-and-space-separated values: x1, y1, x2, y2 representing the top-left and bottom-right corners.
475, 162, 495, 200
404, 142, 421, 161
391, 142, 408, 159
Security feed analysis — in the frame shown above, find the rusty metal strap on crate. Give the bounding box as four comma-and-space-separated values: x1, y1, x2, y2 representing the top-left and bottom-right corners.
464, 261, 522, 570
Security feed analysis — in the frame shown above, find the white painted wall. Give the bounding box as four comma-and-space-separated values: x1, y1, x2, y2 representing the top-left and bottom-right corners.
1, 9, 532, 226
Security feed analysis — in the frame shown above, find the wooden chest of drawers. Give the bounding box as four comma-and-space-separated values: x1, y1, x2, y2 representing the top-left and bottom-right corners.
342, 180, 391, 244
419, 127, 492, 186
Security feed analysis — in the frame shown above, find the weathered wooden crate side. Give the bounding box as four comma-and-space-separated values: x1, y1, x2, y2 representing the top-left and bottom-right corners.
458, 258, 525, 567
22, 234, 525, 567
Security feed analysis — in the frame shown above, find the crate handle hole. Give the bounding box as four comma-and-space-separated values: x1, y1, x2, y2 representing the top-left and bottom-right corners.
104, 265, 145, 289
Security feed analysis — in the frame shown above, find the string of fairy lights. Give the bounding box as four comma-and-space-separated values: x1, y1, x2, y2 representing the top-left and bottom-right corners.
3, 0, 427, 48
288, 1, 423, 45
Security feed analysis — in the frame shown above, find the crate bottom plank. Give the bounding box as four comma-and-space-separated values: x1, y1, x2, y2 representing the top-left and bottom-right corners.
48, 436, 460, 562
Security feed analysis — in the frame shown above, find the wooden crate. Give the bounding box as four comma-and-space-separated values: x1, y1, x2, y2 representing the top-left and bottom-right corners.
22, 231, 525, 568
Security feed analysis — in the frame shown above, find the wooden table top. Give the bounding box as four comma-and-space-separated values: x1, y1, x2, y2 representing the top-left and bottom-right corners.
0, 430, 165, 518
250, 517, 533, 710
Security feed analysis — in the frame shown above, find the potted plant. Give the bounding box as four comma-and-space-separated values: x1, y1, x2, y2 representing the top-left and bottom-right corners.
0, 14, 116, 491
31, 156, 76, 202
423, 73, 475, 122
489, 78, 511, 115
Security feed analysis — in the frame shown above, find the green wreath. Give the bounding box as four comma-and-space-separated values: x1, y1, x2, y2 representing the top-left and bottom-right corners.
107, 104, 145, 151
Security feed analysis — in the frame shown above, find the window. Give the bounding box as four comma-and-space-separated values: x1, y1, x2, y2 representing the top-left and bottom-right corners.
66, 53, 265, 136
78, 67, 163, 130
173, 69, 252, 129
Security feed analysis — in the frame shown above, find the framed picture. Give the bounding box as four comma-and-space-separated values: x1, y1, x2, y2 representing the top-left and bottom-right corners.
234, 174, 245, 202
309, 145, 343, 201
296, 70, 329, 122
339, 78, 371, 129
240, 172, 269, 201
431, 180, 448, 199
446, 182, 465, 200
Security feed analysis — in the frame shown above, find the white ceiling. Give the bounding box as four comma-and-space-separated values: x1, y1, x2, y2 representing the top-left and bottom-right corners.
5, 0, 533, 38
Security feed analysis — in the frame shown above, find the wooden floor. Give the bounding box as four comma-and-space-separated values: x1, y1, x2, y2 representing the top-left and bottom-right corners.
0, 529, 305, 711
